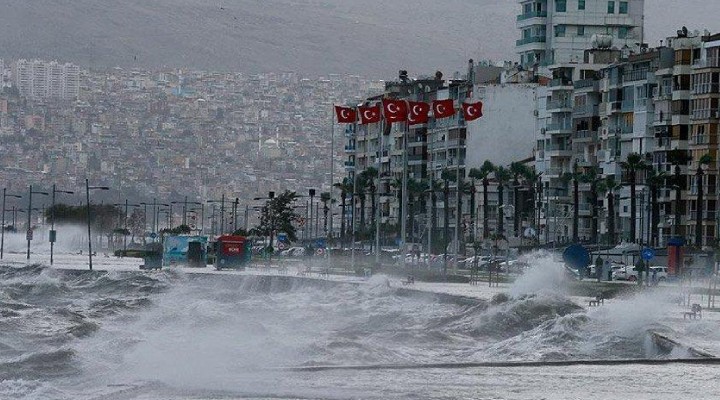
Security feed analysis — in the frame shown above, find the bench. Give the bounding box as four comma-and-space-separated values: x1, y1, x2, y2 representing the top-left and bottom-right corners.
683, 304, 703, 320
589, 295, 605, 307
402, 276, 415, 286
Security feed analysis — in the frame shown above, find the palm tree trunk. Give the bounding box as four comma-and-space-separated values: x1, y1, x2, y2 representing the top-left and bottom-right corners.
483, 178, 489, 239
359, 195, 366, 233
651, 186, 659, 247
590, 183, 598, 245
630, 171, 637, 243
340, 193, 346, 243
513, 179, 520, 237
573, 178, 579, 242
498, 184, 505, 236
443, 182, 450, 256
431, 191, 437, 253
470, 182, 476, 241
608, 191, 615, 245
408, 194, 415, 244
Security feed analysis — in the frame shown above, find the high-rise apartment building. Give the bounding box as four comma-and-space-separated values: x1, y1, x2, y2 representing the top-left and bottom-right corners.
12, 59, 80, 100
517, 0, 645, 68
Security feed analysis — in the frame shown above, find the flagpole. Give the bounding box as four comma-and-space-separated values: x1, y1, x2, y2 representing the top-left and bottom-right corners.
329, 105, 335, 262
400, 116, 409, 264
375, 107, 383, 266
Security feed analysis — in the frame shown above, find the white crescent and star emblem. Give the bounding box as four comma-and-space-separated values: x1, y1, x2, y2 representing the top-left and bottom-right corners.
436, 105, 446, 114
340, 109, 350, 119
387, 103, 399, 114
412, 105, 423, 115
363, 110, 374, 120
467, 106, 478, 116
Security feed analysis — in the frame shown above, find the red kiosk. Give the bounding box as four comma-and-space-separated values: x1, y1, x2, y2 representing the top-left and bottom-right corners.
213, 235, 252, 270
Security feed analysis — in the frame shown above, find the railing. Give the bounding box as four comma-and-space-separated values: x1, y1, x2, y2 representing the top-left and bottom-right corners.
547, 100, 573, 110
549, 78, 573, 88
574, 130, 596, 140
621, 101, 635, 112
692, 83, 720, 95
407, 155, 424, 162
573, 104, 599, 115
691, 110, 719, 120
344, 161, 355, 168
517, 11, 547, 21
574, 79, 597, 89
546, 122, 572, 132
545, 167, 565, 176
693, 58, 720, 68
689, 210, 717, 221
344, 146, 356, 152
516, 36, 547, 46
623, 69, 649, 82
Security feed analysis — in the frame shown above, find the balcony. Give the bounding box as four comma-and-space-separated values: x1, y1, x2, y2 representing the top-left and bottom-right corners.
689, 210, 718, 221
545, 167, 565, 177
344, 161, 355, 170
548, 78, 573, 90
344, 145, 356, 153
547, 100, 573, 112
573, 104, 599, 116
622, 69, 649, 82
517, 11, 547, 21
573, 130, 597, 141
546, 122, 573, 133
574, 79, 598, 90
546, 145, 572, 158
693, 57, 720, 69
516, 36, 547, 46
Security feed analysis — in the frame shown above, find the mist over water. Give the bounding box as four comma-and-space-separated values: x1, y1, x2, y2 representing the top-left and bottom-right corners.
0, 253, 707, 399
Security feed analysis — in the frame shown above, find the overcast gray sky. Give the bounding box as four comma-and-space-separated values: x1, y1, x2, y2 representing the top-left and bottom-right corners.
1, 0, 718, 77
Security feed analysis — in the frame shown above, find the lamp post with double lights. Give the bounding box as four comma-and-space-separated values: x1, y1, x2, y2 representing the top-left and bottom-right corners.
207, 194, 227, 235
26, 186, 49, 260
50, 185, 74, 265
1, 189, 22, 260
140, 199, 169, 241
114, 200, 140, 256
171, 197, 203, 227
85, 179, 110, 271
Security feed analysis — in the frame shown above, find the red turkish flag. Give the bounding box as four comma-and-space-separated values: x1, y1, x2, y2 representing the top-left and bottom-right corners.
432, 99, 455, 119
408, 101, 430, 125
358, 105, 382, 124
335, 106, 357, 123
382, 99, 408, 123
462, 101, 484, 121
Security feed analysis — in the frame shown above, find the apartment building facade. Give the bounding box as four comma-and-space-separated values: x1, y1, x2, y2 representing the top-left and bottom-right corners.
12, 59, 80, 100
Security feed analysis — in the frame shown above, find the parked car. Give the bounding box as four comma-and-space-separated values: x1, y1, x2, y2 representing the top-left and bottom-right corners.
280, 247, 306, 257
615, 265, 669, 281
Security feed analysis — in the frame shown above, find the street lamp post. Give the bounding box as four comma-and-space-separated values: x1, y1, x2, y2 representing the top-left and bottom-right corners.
27, 185, 49, 260
85, 179, 110, 270
308, 189, 316, 240
114, 200, 140, 257
207, 194, 226, 235
1, 189, 22, 260
50, 185, 74, 265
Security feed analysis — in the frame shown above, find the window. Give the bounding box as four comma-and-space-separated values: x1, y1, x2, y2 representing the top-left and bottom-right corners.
578, 0, 586, 10
555, 25, 566, 37
524, 3, 532, 14
577, 26, 585, 36
607, 1, 615, 13
619, 1, 628, 14
618, 27, 629, 39
556, 0, 567, 12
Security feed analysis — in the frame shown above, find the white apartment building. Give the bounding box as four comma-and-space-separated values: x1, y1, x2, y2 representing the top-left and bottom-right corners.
517, 0, 645, 68
12, 59, 80, 100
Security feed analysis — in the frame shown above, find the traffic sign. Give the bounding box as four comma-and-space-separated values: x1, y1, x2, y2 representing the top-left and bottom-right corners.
26, 229, 33, 241
278, 243, 286, 250
642, 248, 655, 261
315, 248, 325, 256
150, 232, 157, 239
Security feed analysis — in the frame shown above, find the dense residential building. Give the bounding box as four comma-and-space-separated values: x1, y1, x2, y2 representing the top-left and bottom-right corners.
12, 59, 80, 100
516, 0, 645, 68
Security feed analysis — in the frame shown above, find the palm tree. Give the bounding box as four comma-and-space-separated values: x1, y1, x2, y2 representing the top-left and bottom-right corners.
320, 192, 332, 237
562, 163, 582, 243
440, 168, 455, 263
494, 166, 512, 236
510, 162, 531, 237
620, 153, 648, 243
668, 149, 691, 239
407, 178, 427, 244
333, 178, 353, 242
522, 167, 542, 240
470, 161, 495, 240
427, 178, 443, 253
645, 168, 666, 247
597, 176, 622, 245
580, 166, 601, 245
695, 153, 713, 247
358, 167, 378, 236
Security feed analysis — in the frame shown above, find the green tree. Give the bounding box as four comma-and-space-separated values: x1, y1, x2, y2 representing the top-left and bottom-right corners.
562, 163, 583, 243
255, 190, 301, 249
580, 166, 602, 245
646, 168, 667, 247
